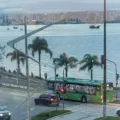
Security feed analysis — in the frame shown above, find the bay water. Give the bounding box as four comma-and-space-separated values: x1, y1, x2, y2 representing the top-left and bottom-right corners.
1, 24, 120, 86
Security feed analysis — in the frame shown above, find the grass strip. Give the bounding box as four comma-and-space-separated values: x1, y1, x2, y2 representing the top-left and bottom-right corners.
32, 110, 71, 120
95, 116, 120, 120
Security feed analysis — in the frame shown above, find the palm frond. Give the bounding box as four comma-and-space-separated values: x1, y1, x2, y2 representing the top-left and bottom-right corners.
92, 55, 98, 60
43, 47, 52, 58
28, 44, 33, 50
94, 61, 102, 67
79, 63, 89, 71
84, 54, 91, 59
11, 56, 16, 62
20, 57, 25, 65
68, 57, 78, 68
31, 50, 35, 57
53, 58, 63, 67
6, 52, 13, 58
59, 53, 68, 65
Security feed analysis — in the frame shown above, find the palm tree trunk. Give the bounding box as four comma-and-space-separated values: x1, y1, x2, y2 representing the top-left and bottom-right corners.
17, 57, 20, 73
65, 64, 68, 77
91, 69, 93, 80
38, 51, 41, 78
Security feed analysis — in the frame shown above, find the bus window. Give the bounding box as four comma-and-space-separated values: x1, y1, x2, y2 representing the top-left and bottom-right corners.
88, 86, 96, 95
56, 83, 61, 90
66, 84, 70, 92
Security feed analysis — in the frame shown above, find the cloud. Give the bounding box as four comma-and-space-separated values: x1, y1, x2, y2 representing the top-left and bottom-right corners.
0, 0, 119, 13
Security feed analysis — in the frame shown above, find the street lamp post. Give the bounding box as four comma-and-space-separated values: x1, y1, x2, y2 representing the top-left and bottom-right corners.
103, 0, 107, 118
62, 68, 65, 110
106, 59, 118, 100
44, 63, 58, 110
24, 16, 30, 120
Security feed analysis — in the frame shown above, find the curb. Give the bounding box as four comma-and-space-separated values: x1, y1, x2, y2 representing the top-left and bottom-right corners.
47, 111, 72, 120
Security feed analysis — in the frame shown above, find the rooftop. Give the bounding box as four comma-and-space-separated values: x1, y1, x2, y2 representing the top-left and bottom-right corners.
47, 77, 112, 86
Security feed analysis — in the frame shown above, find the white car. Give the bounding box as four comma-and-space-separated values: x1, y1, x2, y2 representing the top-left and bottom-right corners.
0, 106, 11, 120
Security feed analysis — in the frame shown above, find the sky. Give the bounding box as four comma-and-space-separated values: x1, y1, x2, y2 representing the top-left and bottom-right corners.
0, 0, 120, 13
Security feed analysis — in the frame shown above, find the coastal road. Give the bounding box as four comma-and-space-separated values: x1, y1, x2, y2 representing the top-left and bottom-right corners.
0, 76, 46, 90
0, 87, 56, 120
0, 87, 81, 120
0, 87, 120, 120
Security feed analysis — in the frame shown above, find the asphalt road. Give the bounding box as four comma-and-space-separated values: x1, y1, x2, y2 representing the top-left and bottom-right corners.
1, 87, 120, 120
0, 87, 82, 120
0, 76, 46, 89
0, 87, 120, 120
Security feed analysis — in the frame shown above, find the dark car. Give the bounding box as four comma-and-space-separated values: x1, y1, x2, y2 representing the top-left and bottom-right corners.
116, 108, 120, 117
0, 106, 11, 120
34, 94, 60, 106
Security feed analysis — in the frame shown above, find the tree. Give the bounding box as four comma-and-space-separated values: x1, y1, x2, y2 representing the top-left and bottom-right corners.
28, 37, 52, 78
79, 54, 102, 80
8, 69, 11, 73
53, 57, 62, 77
31, 72, 34, 77
55, 53, 78, 77
6, 50, 25, 72
53, 58, 62, 68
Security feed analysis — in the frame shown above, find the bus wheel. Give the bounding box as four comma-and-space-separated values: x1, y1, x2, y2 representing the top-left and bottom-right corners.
81, 96, 87, 103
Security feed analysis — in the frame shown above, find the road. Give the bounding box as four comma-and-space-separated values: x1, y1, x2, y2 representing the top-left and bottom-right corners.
0, 87, 120, 120
0, 76, 46, 90
0, 87, 81, 120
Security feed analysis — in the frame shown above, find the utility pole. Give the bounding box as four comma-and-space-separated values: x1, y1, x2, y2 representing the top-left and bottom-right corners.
103, 0, 107, 118
24, 16, 30, 120
15, 44, 19, 86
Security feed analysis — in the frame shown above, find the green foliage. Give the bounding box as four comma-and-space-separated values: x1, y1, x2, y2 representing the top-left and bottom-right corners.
28, 37, 52, 77
95, 116, 120, 120
80, 54, 102, 71
79, 54, 102, 80
6, 50, 25, 70
53, 53, 78, 77
28, 37, 52, 58
113, 87, 120, 90
32, 110, 71, 120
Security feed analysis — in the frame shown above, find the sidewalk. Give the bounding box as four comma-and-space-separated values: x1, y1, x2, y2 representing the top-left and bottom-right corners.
49, 103, 119, 120
48, 111, 100, 120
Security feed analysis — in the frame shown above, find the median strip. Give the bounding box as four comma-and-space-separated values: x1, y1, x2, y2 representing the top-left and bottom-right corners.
95, 116, 120, 120
31, 110, 72, 120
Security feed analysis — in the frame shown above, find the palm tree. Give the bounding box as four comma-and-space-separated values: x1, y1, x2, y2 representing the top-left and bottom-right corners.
53, 57, 62, 77
6, 50, 25, 72
28, 37, 52, 78
79, 54, 102, 80
53, 58, 62, 68
56, 53, 78, 77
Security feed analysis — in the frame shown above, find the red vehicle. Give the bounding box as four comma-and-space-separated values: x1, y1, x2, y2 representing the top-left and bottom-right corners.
34, 94, 60, 106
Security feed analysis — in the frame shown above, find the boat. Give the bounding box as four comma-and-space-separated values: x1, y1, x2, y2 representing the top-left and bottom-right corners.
7, 28, 10, 30
13, 26, 18, 29
89, 25, 100, 29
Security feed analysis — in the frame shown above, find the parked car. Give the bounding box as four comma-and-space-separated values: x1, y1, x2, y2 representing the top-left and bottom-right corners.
116, 108, 120, 117
34, 94, 60, 106
0, 105, 11, 120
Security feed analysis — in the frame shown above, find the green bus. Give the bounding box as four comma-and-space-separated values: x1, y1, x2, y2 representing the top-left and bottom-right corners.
47, 77, 114, 103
